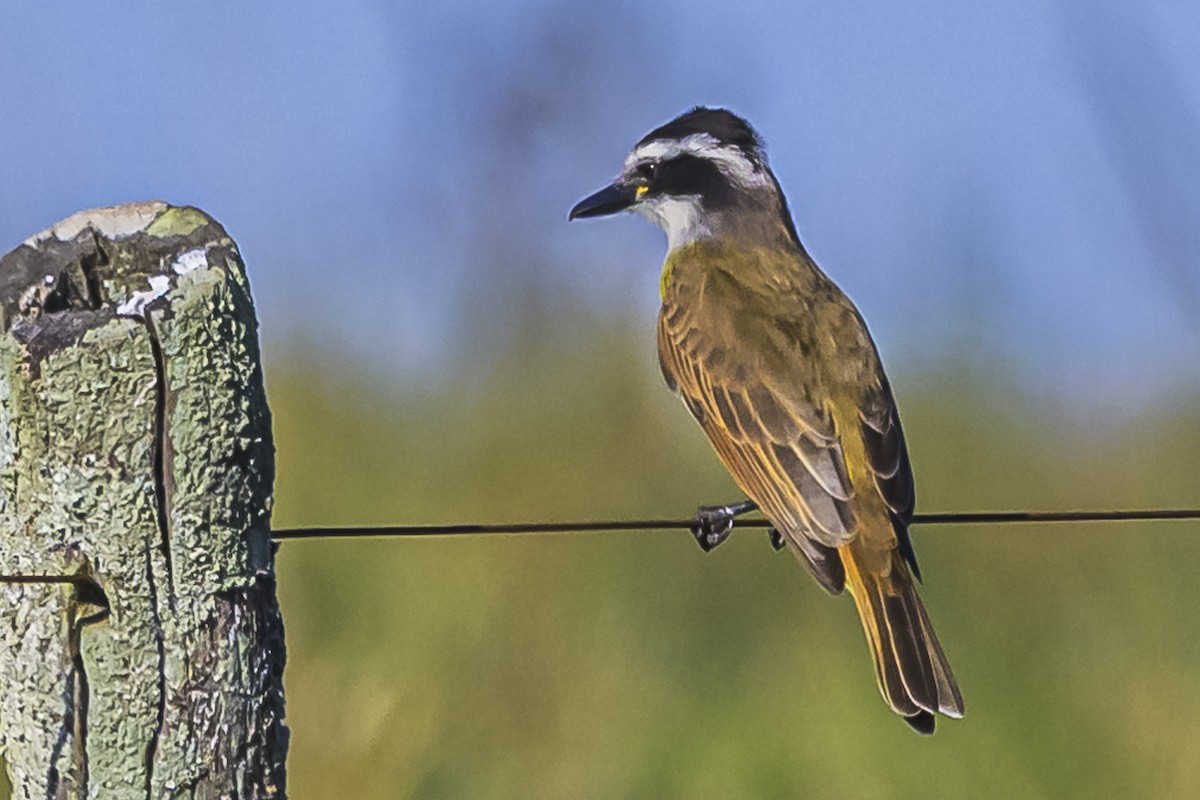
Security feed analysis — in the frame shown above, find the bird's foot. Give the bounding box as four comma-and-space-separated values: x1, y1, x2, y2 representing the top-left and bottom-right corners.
768, 527, 786, 551
691, 505, 735, 551
690, 500, 757, 552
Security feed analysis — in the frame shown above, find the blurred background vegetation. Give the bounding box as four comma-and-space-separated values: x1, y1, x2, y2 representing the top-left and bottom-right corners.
268, 335, 1200, 799
3, 1, 1200, 798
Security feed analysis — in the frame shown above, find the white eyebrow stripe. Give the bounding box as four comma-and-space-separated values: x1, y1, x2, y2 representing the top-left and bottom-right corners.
625, 133, 768, 187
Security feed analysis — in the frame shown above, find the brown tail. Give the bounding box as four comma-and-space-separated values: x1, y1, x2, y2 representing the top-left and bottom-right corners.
841, 544, 964, 733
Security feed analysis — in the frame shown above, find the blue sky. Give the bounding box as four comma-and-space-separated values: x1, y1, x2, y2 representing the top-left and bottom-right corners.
2, 1, 1198, 409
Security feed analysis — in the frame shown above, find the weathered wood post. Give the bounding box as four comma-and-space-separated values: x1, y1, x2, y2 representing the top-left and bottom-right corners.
0, 202, 287, 799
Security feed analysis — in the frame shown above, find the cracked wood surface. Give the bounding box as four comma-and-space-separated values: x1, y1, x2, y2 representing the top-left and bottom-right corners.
0, 203, 287, 799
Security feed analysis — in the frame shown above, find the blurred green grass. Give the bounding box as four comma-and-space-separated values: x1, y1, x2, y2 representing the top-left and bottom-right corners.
269, 325, 1200, 799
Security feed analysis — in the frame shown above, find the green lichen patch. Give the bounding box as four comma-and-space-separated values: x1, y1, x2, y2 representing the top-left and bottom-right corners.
144, 206, 210, 239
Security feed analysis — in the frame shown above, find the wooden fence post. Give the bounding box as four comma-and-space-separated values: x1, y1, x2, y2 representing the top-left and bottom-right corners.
0, 202, 287, 799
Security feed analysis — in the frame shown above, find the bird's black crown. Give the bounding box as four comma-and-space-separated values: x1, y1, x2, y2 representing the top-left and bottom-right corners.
638, 107, 765, 167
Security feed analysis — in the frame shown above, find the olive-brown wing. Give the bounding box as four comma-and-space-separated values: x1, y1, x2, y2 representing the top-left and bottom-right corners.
657, 308, 859, 565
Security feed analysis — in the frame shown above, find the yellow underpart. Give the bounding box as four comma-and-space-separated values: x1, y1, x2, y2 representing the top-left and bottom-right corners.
660, 259, 675, 299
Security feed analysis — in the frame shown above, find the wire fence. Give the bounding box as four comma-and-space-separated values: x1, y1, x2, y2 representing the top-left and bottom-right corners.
271, 507, 1200, 540
5, 509, 1198, 587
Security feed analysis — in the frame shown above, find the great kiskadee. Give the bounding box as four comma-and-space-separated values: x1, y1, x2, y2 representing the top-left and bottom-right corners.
569, 107, 963, 733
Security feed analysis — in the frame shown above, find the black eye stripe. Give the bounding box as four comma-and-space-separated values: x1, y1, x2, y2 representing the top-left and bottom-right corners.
642, 154, 734, 207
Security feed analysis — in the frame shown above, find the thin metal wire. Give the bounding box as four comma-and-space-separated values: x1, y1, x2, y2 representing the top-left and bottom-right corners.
6, 509, 1198, 587
271, 508, 1200, 540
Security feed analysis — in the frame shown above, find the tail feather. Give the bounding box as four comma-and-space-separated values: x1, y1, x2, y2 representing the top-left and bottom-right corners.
842, 545, 964, 732
913, 585, 965, 717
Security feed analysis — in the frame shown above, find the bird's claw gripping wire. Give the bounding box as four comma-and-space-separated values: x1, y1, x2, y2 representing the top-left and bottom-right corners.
767, 527, 786, 551
691, 506, 734, 551
690, 500, 759, 552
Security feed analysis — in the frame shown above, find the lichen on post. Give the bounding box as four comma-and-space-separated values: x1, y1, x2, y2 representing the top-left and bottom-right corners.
0, 202, 287, 799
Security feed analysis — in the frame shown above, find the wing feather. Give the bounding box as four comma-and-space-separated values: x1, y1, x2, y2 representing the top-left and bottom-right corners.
860, 378, 920, 578
658, 310, 857, 552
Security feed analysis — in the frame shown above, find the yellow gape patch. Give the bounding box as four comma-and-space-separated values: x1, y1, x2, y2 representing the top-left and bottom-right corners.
635, 185, 649, 198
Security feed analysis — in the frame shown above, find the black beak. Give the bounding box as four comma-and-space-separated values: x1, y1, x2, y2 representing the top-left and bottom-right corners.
569, 182, 639, 220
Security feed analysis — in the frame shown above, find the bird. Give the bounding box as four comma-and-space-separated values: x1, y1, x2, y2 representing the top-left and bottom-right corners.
569, 107, 963, 733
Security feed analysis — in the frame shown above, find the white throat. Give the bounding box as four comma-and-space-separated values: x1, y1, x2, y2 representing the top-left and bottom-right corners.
636, 195, 710, 251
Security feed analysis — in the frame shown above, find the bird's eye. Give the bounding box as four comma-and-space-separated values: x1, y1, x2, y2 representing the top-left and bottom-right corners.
635, 162, 657, 182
